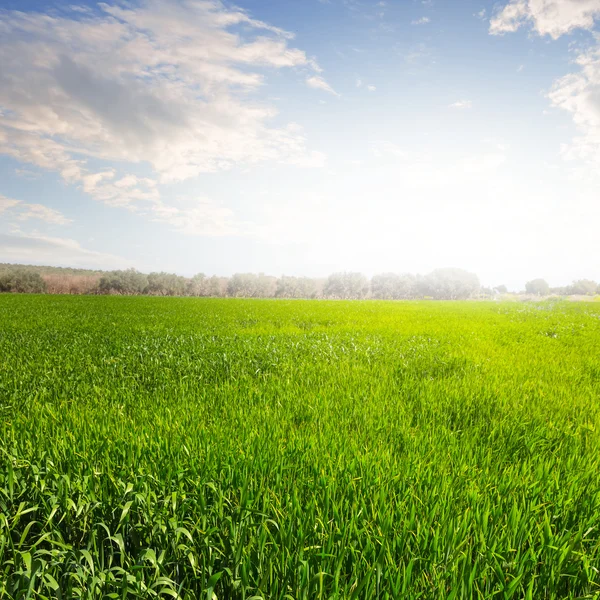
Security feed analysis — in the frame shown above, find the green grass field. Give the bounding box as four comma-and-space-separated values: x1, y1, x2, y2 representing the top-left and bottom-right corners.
1, 295, 600, 599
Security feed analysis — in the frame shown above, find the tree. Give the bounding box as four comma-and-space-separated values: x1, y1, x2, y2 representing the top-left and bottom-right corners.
422, 268, 480, 300
98, 269, 148, 295
323, 272, 369, 299
0, 269, 47, 293
275, 276, 318, 299
146, 272, 187, 296
371, 273, 400, 299
227, 273, 275, 298
206, 276, 226, 297
187, 273, 208, 296
494, 285, 508, 294
525, 278, 550, 296
371, 273, 418, 299
569, 279, 598, 296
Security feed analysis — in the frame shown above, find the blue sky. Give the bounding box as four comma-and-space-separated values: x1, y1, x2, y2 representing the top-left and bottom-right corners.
1, 0, 600, 290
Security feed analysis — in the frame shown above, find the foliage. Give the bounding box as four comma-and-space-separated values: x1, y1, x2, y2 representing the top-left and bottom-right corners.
275, 275, 320, 298
1, 296, 600, 598
323, 272, 369, 299
0, 263, 105, 277
2, 264, 598, 301
97, 268, 149, 295
371, 273, 418, 299
526, 278, 551, 296
421, 268, 480, 300
146, 272, 187, 296
570, 279, 598, 296
0, 268, 47, 293
227, 273, 276, 298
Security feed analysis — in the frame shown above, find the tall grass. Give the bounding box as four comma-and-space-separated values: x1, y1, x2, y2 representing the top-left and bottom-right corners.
1, 296, 599, 598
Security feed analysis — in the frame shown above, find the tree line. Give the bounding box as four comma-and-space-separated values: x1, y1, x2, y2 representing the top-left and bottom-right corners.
1, 264, 599, 300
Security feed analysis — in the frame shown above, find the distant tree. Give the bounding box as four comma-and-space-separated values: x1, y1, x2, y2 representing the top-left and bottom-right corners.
207, 276, 226, 297
371, 273, 400, 299
0, 269, 47, 293
569, 279, 598, 296
98, 269, 148, 295
525, 278, 550, 296
146, 272, 187, 296
396, 274, 419, 299
227, 273, 276, 298
255, 273, 277, 298
187, 273, 209, 296
422, 268, 480, 300
494, 285, 508, 294
323, 272, 369, 299
275, 276, 318, 298
371, 273, 418, 299
550, 286, 569, 296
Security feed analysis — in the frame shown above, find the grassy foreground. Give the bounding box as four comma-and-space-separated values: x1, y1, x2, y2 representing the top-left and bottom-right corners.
1, 296, 600, 599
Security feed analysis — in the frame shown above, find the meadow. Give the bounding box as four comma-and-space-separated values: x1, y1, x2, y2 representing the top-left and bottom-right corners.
1, 295, 599, 599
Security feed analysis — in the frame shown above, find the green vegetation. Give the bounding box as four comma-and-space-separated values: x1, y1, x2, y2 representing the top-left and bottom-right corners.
1, 296, 600, 599
0, 269, 47, 294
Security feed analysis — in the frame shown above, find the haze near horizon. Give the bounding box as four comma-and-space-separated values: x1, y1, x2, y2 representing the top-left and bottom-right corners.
0, 0, 599, 291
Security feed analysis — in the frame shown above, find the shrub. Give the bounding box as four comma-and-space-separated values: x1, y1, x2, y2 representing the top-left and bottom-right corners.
0, 269, 47, 293
97, 269, 148, 295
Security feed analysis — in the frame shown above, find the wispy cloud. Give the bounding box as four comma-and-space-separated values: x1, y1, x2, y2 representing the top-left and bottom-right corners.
306, 75, 339, 96
0, 195, 72, 225
411, 16, 431, 25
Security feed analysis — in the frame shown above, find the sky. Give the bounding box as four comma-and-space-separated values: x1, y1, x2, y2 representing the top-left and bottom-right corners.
0, 0, 599, 290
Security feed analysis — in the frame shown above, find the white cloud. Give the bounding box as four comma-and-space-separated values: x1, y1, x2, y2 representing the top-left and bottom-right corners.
411, 16, 430, 25
548, 45, 600, 172
0, 196, 20, 214
0, 0, 326, 235
0, 194, 72, 224
356, 78, 363, 87
306, 75, 339, 95
449, 100, 473, 109
490, 0, 600, 38
367, 85, 377, 92
475, 8, 487, 20
489, 1, 600, 174
0, 232, 128, 269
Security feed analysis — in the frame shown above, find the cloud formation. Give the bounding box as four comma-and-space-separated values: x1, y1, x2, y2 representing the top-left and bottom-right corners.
490, 0, 600, 38
490, 1, 600, 174
0, 194, 72, 224
0, 0, 327, 234
549, 46, 600, 172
